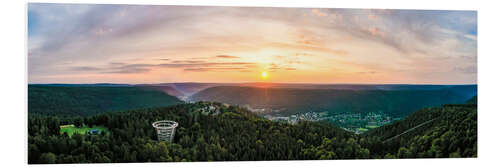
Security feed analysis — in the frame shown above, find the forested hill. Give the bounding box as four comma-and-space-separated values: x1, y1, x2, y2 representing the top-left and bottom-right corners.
28, 101, 476, 163
190, 86, 473, 117
466, 95, 477, 104
363, 103, 477, 158
28, 85, 183, 116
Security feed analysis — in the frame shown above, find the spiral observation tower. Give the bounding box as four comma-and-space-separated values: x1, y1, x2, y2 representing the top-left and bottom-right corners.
152, 120, 178, 142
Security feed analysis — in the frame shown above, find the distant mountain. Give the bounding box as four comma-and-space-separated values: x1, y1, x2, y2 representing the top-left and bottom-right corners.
143, 83, 231, 98
236, 83, 475, 91
466, 95, 478, 104
136, 82, 477, 100
190, 85, 476, 117
136, 85, 185, 98
28, 85, 183, 116
29, 83, 133, 87
168, 83, 220, 96
445, 85, 477, 100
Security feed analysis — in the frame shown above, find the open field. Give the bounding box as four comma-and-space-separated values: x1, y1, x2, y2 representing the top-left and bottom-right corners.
366, 125, 379, 129
60, 124, 109, 137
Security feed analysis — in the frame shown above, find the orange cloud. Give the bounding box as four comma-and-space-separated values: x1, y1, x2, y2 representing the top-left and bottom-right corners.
368, 27, 385, 37
369, 27, 379, 36
330, 13, 343, 24
369, 27, 377, 36
216, 55, 240, 59
368, 13, 378, 20
311, 9, 328, 17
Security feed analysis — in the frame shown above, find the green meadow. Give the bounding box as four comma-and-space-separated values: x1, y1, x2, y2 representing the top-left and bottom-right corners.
60, 124, 109, 137
366, 125, 379, 129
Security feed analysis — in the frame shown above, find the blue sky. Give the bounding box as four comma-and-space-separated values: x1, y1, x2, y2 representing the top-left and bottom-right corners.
27, 3, 477, 84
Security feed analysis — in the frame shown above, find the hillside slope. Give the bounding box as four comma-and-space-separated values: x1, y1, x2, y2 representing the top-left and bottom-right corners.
466, 95, 477, 104
137, 85, 185, 98
190, 86, 472, 117
363, 104, 477, 158
28, 85, 183, 116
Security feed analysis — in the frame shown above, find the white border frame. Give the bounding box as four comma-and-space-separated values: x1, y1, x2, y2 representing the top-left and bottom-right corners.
2, 0, 498, 167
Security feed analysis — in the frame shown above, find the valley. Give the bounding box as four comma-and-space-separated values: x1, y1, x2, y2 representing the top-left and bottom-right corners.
29, 83, 476, 133
263, 111, 399, 134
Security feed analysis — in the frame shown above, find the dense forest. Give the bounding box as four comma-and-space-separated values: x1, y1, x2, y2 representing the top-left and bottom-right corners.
363, 104, 477, 158
28, 100, 477, 163
28, 85, 183, 116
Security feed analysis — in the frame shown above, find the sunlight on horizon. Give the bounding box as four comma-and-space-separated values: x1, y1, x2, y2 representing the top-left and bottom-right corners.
261, 71, 268, 80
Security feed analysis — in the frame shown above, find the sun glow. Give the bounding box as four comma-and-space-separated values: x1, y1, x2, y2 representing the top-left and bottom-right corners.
261, 71, 268, 79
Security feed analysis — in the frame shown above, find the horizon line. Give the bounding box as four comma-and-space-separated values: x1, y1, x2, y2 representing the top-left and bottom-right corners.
27, 82, 478, 86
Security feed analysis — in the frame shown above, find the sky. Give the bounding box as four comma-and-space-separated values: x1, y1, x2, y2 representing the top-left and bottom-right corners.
27, 3, 477, 84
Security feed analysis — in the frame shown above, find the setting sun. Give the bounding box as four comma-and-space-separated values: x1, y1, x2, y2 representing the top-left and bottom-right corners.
261, 71, 268, 79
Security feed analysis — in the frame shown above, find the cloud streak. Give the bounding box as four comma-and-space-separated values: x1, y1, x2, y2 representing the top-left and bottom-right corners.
216, 55, 240, 59
67, 61, 258, 74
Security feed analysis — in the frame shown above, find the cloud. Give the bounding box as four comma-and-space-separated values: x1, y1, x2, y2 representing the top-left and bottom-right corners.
265, 63, 299, 72
109, 62, 126, 66
157, 62, 256, 68
70, 64, 152, 74
184, 67, 247, 72
70, 66, 103, 71
105, 67, 151, 74
311, 9, 328, 17
368, 27, 380, 36
268, 42, 349, 56
68, 61, 258, 74
171, 60, 207, 64
357, 71, 378, 75
216, 55, 240, 59
454, 66, 477, 74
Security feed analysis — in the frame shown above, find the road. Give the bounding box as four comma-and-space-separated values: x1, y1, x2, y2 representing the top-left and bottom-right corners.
382, 118, 438, 143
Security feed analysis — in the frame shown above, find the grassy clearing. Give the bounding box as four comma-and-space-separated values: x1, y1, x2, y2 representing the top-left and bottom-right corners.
60, 124, 109, 137
357, 127, 369, 133
366, 125, 379, 129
